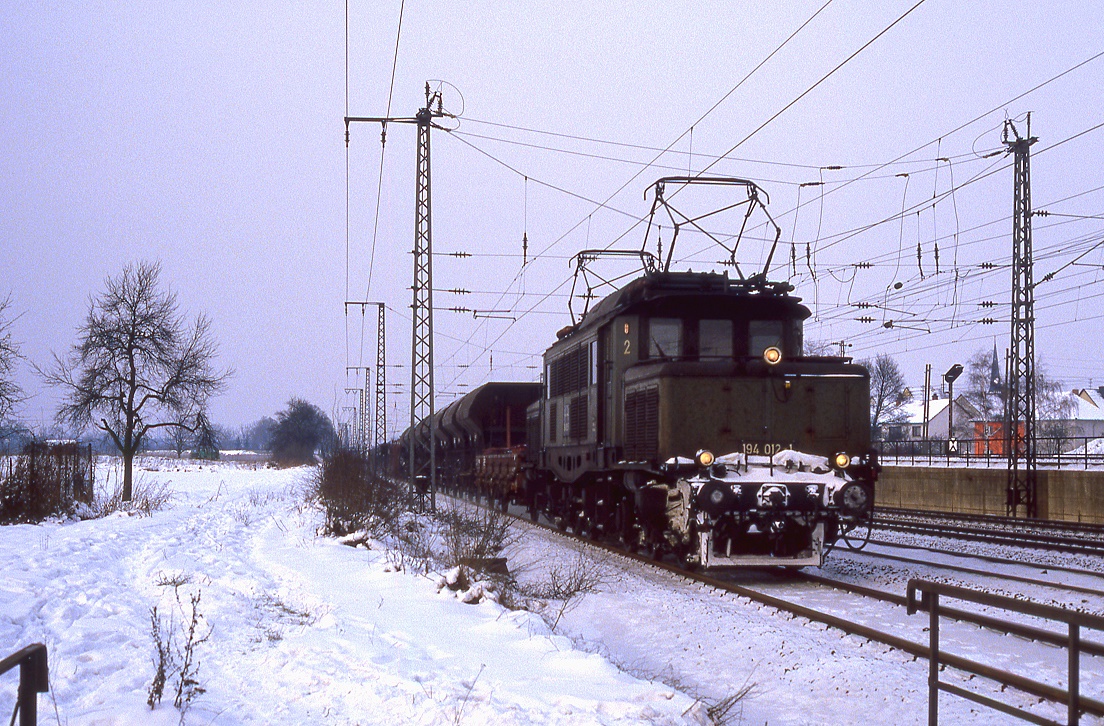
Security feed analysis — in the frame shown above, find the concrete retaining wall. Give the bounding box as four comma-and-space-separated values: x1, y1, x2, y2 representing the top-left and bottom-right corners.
877, 466, 1104, 524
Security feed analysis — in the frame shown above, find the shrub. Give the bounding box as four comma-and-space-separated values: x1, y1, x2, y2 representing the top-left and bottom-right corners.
268, 399, 336, 465
0, 442, 93, 523
147, 586, 210, 715
516, 552, 605, 631
314, 448, 405, 538
437, 502, 516, 571
94, 474, 172, 518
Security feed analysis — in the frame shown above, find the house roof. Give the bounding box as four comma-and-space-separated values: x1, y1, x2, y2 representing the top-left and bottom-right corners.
901, 398, 949, 425
898, 395, 981, 425
1068, 389, 1104, 421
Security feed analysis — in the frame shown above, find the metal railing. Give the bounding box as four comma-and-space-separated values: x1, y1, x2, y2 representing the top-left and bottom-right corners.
907, 579, 1104, 725
1, 644, 48, 726
875, 436, 1104, 469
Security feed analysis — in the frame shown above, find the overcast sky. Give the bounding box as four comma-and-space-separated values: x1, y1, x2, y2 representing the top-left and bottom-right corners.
2, 2, 1102, 434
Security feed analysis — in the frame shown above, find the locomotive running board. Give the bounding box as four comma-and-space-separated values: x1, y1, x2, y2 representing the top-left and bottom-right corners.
698, 523, 825, 568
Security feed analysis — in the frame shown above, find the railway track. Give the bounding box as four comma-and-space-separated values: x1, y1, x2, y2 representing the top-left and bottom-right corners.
862, 537, 1104, 581
446, 492, 1104, 718
878, 506, 1104, 536
873, 506, 1104, 557
836, 544, 1104, 599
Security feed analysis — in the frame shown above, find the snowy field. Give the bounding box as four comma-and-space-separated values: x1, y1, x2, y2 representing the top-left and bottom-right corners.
1, 459, 1098, 724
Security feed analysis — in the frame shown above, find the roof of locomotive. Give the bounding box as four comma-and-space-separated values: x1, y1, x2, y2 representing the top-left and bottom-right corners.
557, 270, 810, 342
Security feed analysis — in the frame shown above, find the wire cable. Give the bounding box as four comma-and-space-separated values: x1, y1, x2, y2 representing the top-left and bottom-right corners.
694, 0, 929, 179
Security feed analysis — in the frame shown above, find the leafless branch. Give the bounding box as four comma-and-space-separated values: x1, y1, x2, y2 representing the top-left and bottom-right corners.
41, 262, 232, 498
0, 295, 25, 422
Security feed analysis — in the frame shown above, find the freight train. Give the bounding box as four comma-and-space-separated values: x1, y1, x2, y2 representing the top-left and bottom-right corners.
400, 177, 879, 567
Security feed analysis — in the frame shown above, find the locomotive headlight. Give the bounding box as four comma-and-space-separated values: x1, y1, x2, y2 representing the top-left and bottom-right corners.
833, 452, 851, 470
696, 449, 715, 467
763, 346, 783, 365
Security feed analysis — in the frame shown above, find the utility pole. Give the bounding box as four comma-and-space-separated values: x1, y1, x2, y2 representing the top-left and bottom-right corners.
345, 365, 371, 453
923, 364, 931, 440
374, 302, 386, 475
347, 84, 447, 510
944, 364, 963, 449
345, 302, 387, 473
340, 407, 357, 448
344, 384, 365, 449
1003, 116, 1039, 518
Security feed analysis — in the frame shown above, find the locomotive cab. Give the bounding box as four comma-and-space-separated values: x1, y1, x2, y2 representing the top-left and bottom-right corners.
529, 270, 878, 566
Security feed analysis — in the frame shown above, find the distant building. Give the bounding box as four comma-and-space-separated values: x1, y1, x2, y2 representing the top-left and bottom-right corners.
885, 394, 980, 442
969, 388, 1104, 455
1050, 388, 1104, 440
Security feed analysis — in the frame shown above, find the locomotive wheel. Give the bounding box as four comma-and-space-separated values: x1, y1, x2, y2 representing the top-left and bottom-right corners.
676, 545, 698, 572
571, 511, 588, 538
615, 499, 639, 551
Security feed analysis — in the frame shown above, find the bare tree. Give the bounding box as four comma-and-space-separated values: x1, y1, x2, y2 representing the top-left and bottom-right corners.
43, 262, 231, 500
861, 353, 911, 433
963, 347, 1005, 421
0, 295, 23, 425
963, 346, 1075, 442
168, 425, 192, 459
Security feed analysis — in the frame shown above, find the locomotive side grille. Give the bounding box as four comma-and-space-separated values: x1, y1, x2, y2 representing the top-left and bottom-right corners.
568, 395, 588, 441
548, 400, 558, 443
624, 387, 658, 460
549, 346, 588, 397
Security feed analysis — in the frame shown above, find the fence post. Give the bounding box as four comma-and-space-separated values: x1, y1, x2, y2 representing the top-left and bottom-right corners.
14, 645, 48, 726
929, 592, 939, 726
1070, 623, 1080, 725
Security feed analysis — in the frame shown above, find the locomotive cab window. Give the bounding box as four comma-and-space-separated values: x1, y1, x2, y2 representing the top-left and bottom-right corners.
749, 320, 783, 357
699, 319, 733, 359
647, 318, 682, 359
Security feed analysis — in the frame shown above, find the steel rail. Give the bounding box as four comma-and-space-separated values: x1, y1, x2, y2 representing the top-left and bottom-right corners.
796, 571, 1104, 659
841, 547, 1104, 598
874, 519, 1104, 557
437, 488, 1104, 716
864, 537, 1104, 582
878, 506, 1104, 536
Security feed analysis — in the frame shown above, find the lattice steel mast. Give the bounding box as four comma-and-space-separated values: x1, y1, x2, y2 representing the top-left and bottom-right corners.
374, 302, 387, 473
1003, 116, 1039, 518
346, 84, 445, 508
345, 302, 388, 471
345, 365, 370, 452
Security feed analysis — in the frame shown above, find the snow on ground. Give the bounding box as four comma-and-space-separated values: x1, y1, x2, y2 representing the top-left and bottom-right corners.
1, 459, 1099, 724
1, 459, 699, 725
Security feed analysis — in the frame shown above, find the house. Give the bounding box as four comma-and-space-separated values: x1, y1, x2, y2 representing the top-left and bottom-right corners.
970, 388, 1104, 455
1059, 388, 1104, 439
885, 394, 981, 442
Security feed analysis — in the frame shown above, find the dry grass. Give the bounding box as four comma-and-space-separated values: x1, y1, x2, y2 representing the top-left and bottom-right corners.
94, 475, 172, 518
